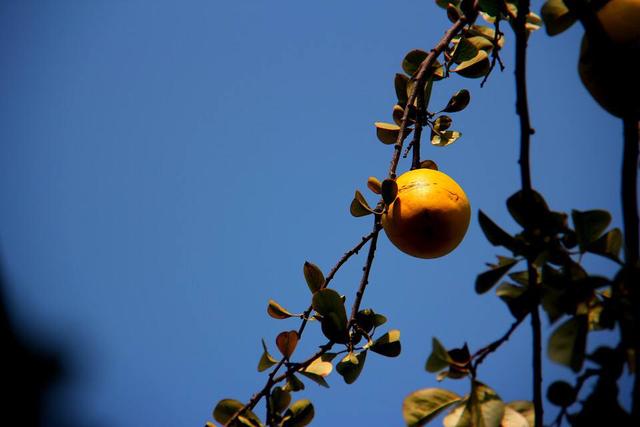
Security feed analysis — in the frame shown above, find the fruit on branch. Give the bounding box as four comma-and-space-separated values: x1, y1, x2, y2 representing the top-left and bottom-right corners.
382, 169, 470, 259
577, 0, 640, 117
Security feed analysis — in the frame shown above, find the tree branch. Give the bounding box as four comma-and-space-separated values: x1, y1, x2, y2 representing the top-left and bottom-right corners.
472, 316, 525, 371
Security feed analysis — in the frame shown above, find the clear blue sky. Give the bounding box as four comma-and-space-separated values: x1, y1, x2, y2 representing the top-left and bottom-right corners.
0, 1, 631, 426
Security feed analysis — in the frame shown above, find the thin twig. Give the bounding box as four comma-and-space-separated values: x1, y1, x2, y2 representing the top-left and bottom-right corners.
472, 316, 525, 371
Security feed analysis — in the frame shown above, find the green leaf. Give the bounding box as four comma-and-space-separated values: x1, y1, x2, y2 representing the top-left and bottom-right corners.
479, 0, 501, 17
541, 0, 577, 36
258, 338, 278, 372
312, 289, 349, 343
433, 115, 452, 132
442, 89, 471, 112
402, 388, 462, 427
370, 329, 401, 357
475, 258, 518, 294
478, 210, 520, 253
452, 38, 480, 64
496, 283, 532, 319
276, 331, 299, 359
282, 399, 314, 427
402, 49, 428, 76
395, 73, 410, 106
466, 36, 495, 52
213, 399, 262, 427
546, 380, 576, 407
585, 228, 622, 261
350, 190, 376, 217
548, 315, 588, 372
572, 209, 612, 252
505, 401, 535, 427
431, 130, 462, 147
381, 178, 398, 205
336, 351, 367, 384
303, 261, 325, 293
426, 337, 452, 373
466, 25, 505, 48
282, 374, 305, 392
270, 386, 291, 414
451, 50, 490, 78
267, 299, 297, 320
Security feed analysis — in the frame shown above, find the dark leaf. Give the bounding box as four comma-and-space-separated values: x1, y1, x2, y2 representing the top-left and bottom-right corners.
270, 386, 291, 414
442, 89, 471, 112
402, 49, 428, 76
213, 399, 262, 427
282, 399, 314, 427
350, 190, 376, 217
426, 337, 452, 373
381, 179, 398, 205
258, 338, 278, 372
541, 0, 577, 36
572, 209, 611, 252
336, 351, 367, 384
479, 0, 501, 17
303, 261, 325, 293
547, 381, 576, 407
395, 73, 410, 105
507, 190, 550, 228
370, 329, 401, 357
312, 289, 349, 343
433, 115, 452, 132
276, 331, 299, 359
478, 210, 521, 253
419, 160, 439, 170
451, 38, 479, 64
267, 299, 297, 320
548, 315, 588, 372
283, 374, 305, 392
451, 50, 490, 78
475, 258, 518, 294
585, 227, 622, 262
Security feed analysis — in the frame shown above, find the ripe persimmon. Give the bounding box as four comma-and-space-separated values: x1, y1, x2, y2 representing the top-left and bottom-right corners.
382, 168, 471, 259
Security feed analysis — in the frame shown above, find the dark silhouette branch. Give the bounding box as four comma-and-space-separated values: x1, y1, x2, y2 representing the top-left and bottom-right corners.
472, 316, 525, 371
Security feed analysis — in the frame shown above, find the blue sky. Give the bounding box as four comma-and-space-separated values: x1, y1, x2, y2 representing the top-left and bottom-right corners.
0, 1, 631, 426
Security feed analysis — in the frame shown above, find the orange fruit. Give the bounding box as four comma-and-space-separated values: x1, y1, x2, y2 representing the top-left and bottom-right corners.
382, 168, 471, 259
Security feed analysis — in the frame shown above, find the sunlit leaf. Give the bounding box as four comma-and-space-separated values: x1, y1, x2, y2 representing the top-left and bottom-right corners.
451, 50, 490, 78
367, 176, 382, 194
258, 338, 278, 372
433, 115, 452, 132
375, 121, 412, 145
526, 12, 543, 32
541, 0, 576, 36
350, 190, 376, 217
431, 130, 462, 147
402, 388, 462, 427
501, 406, 530, 427
213, 399, 262, 427
548, 315, 588, 372
303, 261, 325, 293
506, 401, 534, 427
267, 299, 297, 320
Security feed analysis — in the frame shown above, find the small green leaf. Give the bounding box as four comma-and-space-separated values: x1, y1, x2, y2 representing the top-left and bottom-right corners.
336, 351, 367, 384
548, 315, 588, 372
395, 73, 410, 105
375, 121, 411, 145
426, 337, 452, 373
452, 38, 479, 64
466, 36, 495, 52
419, 160, 439, 170
547, 380, 576, 407
451, 50, 490, 78
475, 258, 518, 294
442, 89, 471, 113
282, 399, 314, 427
270, 386, 291, 414
267, 299, 297, 320
276, 330, 299, 359
433, 115, 452, 132
572, 209, 612, 252
303, 261, 325, 293
213, 399, 262, 426
350, 190, 376, 217
402, 49, 428, 76
541, 0, 577, 36
370, 329, 401, 357
402, 388, 462, 427
585, 228, 622, 261
431, 130, 462, 147
478, 210, 520, 253
282, 374, 305, 392
258, 338, 278, 372
381, 178, 398, 205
